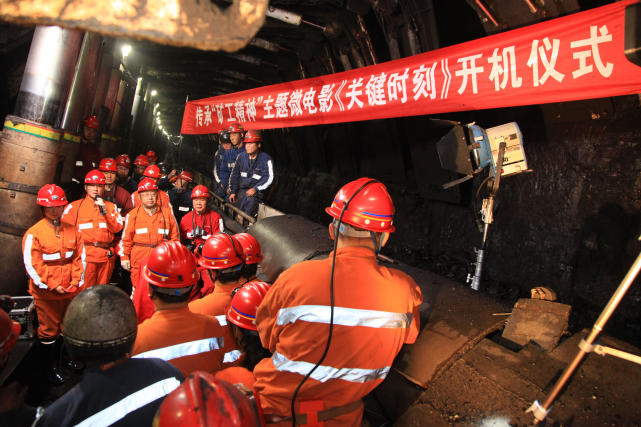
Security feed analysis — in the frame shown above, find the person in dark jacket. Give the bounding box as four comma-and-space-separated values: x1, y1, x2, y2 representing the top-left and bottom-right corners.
229, 130, 273, 217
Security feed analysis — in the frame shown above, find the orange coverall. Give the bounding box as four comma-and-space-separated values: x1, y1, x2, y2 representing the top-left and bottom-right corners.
131, 306, 232, 377
61, 197, 123, 288
22, 219, 86, 340
117, 205, 179, 287
253, 246, 423, 426
188, 281, 240, 317
130, 189, 172, 209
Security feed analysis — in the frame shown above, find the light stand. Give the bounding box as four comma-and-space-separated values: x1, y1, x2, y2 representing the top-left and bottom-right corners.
528, 245, 641, 423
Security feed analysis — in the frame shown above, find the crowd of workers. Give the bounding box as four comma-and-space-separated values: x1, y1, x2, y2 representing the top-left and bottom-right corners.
0, 115, 423, 426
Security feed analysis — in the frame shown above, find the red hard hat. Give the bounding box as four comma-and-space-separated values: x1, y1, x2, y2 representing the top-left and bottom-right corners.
225, 280, 270, 331
191, 185, 210, 199
85, 169, 106, 185
178, 171, 193, 183
146, 150, 157, 160
116, 154, 131, 167
143, 241, 199, 288
228, 124, 245, 134
138, 177, 158, 192
36, 184, 68, 207
199, 233, 244, 270
244, 129, 262, 143
134, 155, 149, 167
154, 371, 261, 427
143, 165, 161, 179
233, 233, 263, 265
84, 115, 99, 130
325, 177, 395, 233
99, 158, 117, 172
0, 309, 20, 359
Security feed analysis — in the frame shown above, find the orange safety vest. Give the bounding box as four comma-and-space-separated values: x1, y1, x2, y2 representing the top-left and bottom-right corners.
131, 306, 233, 377
253, 246, 423, 426
22, 218, 86, 298
61, 196, 123, 262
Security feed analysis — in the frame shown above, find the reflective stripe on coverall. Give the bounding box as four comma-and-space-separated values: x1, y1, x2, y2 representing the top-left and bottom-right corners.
132, 306, 233, 377
253, 246, 423, 426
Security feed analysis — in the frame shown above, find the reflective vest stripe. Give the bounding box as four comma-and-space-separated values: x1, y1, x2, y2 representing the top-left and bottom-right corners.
78, 223, 93, 230
158, 229, 168, 235
252, 174, 262, 180
42, 253, 61, 261
276, 305, 410, 329
135, 228, 148, 234
75, 161, 83, 166
240, 172, 248, 177
178, 206, 190, 212
132, 337, 223, 361
218, 218, 224, 232
215, 315, 227, 326
23, 234, 47, 289
98, 222, 107, 229
223, 350, 242, 364
65, 250, 74, 258
271, 351, 390, 384
74, 377, 180, 427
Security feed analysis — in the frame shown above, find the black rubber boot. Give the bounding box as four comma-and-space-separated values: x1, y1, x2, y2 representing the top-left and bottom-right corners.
38, 339, 65, 385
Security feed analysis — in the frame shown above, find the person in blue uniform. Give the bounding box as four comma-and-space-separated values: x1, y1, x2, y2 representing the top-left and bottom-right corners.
168, 170, 194, 223
35, 285, 183, 427
229, 130, 274, 217
220, 124, 245, 200
213, 130, 232, 198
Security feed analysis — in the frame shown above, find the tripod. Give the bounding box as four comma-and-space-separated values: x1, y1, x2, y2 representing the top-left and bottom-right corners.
528, 241, 641, 423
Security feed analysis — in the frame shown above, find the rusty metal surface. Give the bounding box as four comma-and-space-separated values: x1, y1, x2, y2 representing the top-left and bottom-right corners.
249, 214, 333, 283
0, 0, 268, 52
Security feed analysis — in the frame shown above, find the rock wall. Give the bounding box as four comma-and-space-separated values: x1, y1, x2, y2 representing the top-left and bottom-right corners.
264, 95, 641, 345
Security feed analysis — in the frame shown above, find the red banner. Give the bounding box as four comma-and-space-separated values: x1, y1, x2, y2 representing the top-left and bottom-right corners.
181, 0, 641, 135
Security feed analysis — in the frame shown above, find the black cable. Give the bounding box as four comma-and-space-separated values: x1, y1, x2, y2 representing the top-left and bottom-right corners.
290, 179, 378, 426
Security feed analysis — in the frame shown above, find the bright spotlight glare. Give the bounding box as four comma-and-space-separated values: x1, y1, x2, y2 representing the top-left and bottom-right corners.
121, 44, 132, 58
151, 90, 158, 96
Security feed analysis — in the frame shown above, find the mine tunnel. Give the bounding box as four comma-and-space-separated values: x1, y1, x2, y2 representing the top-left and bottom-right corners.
0, 0, 641, 425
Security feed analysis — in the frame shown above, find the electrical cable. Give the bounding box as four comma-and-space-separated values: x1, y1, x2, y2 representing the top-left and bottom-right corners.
289, 179, 378, 426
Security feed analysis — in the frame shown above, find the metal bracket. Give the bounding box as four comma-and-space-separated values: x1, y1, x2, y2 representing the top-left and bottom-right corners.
526, 400, 550, 422
0, 180, 40, 195
580, 338, 641, 366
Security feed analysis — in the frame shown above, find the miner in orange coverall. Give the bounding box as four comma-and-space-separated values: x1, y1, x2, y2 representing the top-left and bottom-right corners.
131, 241, 231, 377
188, 233, 249, 317
23, 184, 86, 384
118, 178, 179, 288
253, 178, 423, 426
130, 165, 172, 209
61, 170, 123, 288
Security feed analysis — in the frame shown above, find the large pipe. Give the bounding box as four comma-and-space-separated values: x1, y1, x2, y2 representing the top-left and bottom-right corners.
60, 32, 103, 131
14, 26, 83, 127
91, 48, 115, 118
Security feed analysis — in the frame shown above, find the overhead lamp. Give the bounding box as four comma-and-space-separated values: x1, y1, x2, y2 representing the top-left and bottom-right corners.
151, 89, 158, 97
121, 44, 132, 58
